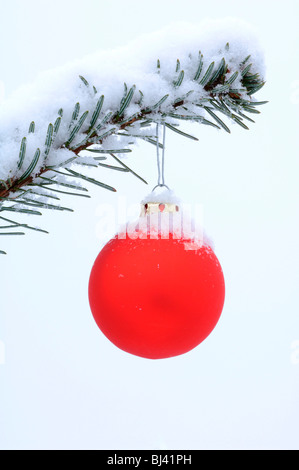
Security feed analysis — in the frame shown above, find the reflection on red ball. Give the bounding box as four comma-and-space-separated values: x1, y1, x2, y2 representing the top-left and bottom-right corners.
89, 235, 225, 359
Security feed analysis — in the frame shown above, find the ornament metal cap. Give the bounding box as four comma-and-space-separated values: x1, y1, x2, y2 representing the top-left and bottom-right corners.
140, 201, 180, 216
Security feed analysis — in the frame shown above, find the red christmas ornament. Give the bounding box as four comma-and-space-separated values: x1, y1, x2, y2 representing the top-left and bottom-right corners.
88, 196, 225, 360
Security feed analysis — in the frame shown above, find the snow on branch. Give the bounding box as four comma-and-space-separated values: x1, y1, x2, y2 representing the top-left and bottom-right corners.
0, 18, 267, 252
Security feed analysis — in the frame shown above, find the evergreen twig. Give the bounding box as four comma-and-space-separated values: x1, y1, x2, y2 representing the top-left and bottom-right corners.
0, 48, 267, 252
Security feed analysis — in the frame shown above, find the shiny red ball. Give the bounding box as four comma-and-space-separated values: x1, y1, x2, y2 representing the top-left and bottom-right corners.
88, 235, 225, 359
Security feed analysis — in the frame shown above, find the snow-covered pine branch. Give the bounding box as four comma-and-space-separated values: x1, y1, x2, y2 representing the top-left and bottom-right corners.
0, 19, 267, 252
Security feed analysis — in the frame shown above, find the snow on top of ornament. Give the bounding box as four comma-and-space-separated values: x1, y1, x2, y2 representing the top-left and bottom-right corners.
141, 187, 182, 205
117, 188, 214, 250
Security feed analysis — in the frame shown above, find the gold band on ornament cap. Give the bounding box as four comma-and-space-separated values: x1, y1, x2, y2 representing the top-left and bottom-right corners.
140, 202, 180, 216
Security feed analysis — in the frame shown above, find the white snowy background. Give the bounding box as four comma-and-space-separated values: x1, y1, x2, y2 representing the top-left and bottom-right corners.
0, 0, 298, 450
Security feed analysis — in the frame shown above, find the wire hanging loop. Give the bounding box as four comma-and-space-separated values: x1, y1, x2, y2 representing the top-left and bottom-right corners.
152, 121, 170, 192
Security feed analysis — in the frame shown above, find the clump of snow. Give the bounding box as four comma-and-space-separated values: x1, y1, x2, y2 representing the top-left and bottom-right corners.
141, 187, 182, 205
0, 17, 265, 184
